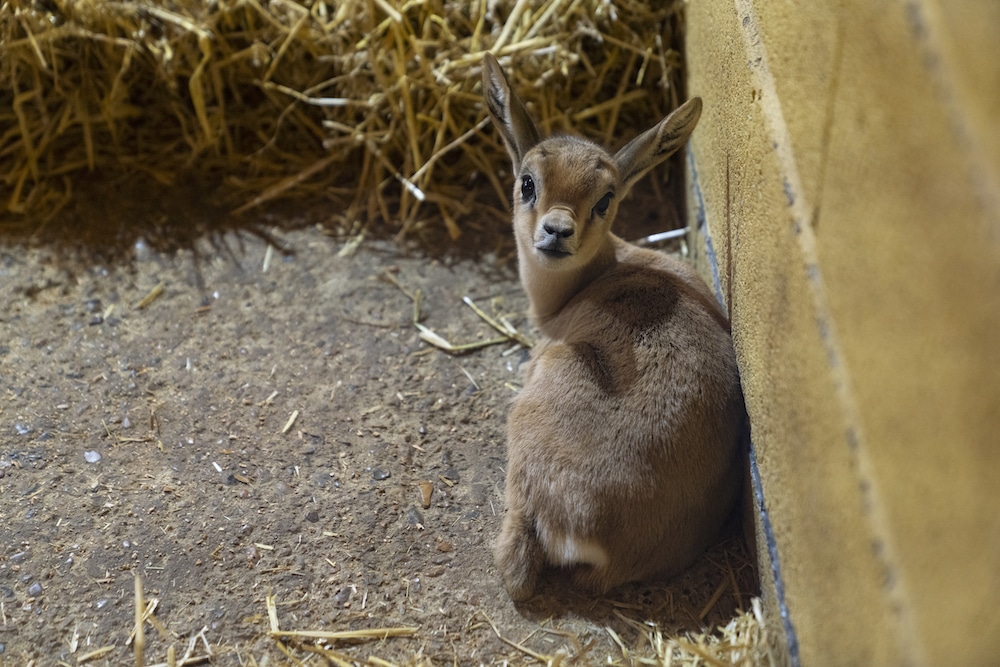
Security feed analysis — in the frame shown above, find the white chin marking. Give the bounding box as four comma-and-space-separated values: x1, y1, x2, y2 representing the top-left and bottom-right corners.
538, 521, 609, 569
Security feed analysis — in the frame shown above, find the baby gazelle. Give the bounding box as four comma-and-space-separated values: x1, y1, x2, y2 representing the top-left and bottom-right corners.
483, 53, 745, 601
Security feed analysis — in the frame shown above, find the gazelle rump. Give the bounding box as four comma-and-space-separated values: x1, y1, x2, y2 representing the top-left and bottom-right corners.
483, 53, 745, 601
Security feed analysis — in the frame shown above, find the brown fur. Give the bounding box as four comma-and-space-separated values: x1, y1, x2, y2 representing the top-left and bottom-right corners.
483, 54, 745, 601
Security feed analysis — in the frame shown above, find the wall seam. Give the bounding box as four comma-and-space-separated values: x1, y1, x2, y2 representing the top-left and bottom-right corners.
686, 144, 801, 666
903, 0, 1000, 242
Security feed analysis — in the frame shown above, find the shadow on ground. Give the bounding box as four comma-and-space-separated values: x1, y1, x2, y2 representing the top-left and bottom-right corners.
0, 157, 685, 272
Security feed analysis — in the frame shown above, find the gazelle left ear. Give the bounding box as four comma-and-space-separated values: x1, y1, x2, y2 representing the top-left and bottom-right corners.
614, 97, 702, 195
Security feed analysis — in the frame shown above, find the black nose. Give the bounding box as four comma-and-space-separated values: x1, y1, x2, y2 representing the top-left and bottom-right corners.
542, 222, 574, 238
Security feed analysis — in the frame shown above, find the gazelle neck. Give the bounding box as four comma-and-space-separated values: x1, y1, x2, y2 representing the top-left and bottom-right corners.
519, 235, 618, 331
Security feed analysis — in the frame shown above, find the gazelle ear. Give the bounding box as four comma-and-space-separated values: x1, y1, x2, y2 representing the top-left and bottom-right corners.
482, 53, 541, 173
614, 97, 702, 196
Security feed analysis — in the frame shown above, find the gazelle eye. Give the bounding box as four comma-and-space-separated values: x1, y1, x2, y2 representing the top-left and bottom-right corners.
593, 192, 613, 217
521, 175, 536, 204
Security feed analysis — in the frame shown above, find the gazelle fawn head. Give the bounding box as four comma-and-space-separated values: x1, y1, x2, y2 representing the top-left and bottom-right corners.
482, 53, 702, 284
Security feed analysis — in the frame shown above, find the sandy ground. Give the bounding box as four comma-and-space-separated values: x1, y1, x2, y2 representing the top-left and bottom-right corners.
0, 209, 757, 664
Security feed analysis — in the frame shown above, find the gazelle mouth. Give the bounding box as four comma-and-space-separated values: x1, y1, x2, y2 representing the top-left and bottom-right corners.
536, 245, 572, 258
534, 236, 572, 257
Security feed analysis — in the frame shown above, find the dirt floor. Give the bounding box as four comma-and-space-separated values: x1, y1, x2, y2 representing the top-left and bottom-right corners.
0, 195, 758, 665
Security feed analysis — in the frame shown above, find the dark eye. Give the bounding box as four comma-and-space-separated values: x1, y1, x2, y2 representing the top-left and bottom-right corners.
593, 192, 613, 217
520, 175, 536, 204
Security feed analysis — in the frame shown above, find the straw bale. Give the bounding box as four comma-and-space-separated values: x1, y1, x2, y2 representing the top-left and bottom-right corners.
0, 0, 684, 244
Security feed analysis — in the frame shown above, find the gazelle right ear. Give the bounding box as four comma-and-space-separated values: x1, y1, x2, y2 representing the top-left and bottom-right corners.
482, 53, 540, 173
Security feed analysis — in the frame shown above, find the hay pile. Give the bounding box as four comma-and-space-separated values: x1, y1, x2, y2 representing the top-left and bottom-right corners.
0, 0, 685, 244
